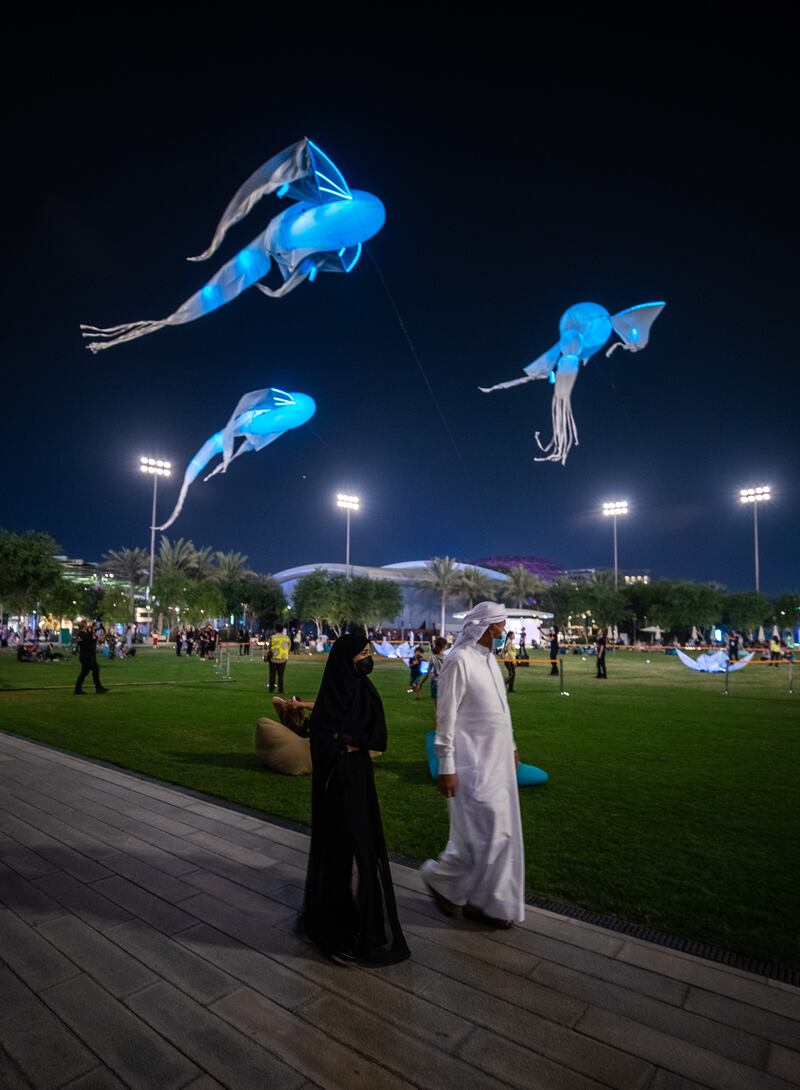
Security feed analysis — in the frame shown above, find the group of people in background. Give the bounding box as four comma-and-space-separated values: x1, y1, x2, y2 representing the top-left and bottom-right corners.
173, 625, 219, 658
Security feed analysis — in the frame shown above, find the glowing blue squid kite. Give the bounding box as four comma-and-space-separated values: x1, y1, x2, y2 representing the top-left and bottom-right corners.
81, 138, 385, 353
480, 301, 666, 464
158, 387, 316, 530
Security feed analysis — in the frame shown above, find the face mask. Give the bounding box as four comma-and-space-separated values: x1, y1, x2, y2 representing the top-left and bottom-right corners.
354, 656, 374, 676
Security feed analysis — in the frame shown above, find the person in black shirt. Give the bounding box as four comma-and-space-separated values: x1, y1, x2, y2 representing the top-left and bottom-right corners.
549, 630, 560, 676
74, 622, 109, 695
596, 628, 607, 678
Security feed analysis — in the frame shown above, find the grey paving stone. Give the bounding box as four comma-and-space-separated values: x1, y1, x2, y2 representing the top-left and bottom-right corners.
176, 893, 312, 960
685, 986, 800, 1052
0, 801, 114, 865
0, 907, 79, 992
458, 1027, 613, 1090
126, 980, 306, 1090
42, 974, 199, 1090
0, 831, 56, 879
768, 1044, 800, 1083
88, 876, 197, 934
121, 806, 200, 838
0, 865, 69, 926
106, 919, 239, 1004
577, 1006, 792, 1090
266, 882, 305, 911
185, 829, 279, 870
177, 868, 296, 922
530, 957, 770, 1068
649, 1072, 716, 1090
184, 800, 265, 830
37, 916, 158, 998
0, 1044, 34, 1090
0, 792, 120, 863
302, 993, 512, 1090
181, 1078, 226, 1090
33, 871, 133, 933
5, 789, 194, 873
95, 852, 198, 904
213, 986, 413, 1090
618, 941, 800, 1020
421, 974, 652, 1089
410, 931, 585, 1025
394, 893, 540, 976
174, 922, 321, 1010
495, 926, 690, 1005
0, 968, 97, 1090
60, 1067, 129, 1089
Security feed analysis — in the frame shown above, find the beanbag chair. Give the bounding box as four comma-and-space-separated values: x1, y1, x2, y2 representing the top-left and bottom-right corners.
255, 718, 312, 776
425, 730, 548, 786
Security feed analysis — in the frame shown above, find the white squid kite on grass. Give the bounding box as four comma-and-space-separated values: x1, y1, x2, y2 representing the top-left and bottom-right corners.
81, 138, 385, 353
480, 301, 666, 465
675, 649, 754, 673
157, 387, 316, 531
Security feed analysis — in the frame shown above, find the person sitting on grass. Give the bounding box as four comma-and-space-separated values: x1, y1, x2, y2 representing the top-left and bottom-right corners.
272, 695, 312, 737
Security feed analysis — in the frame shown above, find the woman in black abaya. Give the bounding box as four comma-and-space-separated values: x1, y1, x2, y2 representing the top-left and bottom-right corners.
302, 631, 410, 965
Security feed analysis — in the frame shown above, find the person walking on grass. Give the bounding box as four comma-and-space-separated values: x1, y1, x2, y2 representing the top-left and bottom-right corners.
74, 621, 109, 695
422, 602, 524, 931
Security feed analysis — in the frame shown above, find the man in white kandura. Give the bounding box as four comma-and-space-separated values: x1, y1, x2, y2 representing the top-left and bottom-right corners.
421, 601, 525, 929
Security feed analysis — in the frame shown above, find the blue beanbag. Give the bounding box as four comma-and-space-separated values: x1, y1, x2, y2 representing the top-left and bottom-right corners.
425, 730, 548, 786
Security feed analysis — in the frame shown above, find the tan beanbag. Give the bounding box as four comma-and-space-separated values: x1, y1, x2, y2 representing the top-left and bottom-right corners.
255, 717, 312, 776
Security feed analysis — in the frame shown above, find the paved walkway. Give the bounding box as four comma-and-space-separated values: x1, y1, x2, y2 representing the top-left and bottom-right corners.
0, 732, 798, 1090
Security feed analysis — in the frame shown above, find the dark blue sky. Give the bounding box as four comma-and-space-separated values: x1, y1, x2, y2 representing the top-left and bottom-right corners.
4, 32, 796, 592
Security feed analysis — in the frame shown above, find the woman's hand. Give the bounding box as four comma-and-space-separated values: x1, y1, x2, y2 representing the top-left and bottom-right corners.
346, 744, 360, 753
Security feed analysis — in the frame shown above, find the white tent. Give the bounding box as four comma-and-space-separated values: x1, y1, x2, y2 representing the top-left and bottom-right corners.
772, 624, 780, 638
758, 626, 766, 642
690, 625, 699, 643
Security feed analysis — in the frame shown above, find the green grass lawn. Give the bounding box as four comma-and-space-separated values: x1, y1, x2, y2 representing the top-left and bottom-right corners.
1, 646, 798, 967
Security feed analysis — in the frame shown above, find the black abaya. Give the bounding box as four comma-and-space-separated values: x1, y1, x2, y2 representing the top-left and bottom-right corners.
303, 633, 410, 964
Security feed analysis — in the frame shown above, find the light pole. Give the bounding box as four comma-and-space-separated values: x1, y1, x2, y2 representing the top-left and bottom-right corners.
140, 457, 172, 605
336, 493, 360, 577
602, 500, 629, 590
739, 485, 770, 592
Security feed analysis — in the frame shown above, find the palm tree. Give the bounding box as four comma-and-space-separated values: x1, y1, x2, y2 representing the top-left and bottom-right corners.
505, 565, 546, 609
214, 550, 254, 582
101, 547, 149, 620
193, 546, 216, 581
458, 566, 495, 609
156, 536, 198, 575
420, 556, 463, 636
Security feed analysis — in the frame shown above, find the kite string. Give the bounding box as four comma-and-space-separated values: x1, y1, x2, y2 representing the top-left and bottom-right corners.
366, 245, 467, 469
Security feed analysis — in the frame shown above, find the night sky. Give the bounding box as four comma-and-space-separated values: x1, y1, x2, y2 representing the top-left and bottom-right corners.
4, 33, 796, 592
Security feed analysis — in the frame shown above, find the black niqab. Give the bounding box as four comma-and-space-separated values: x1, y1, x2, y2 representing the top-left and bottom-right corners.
309, 631, 386, 751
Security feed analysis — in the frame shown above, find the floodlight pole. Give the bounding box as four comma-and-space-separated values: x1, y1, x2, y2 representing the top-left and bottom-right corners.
612, 514, 619, 591
148, 474, 159, 604
345, 508, 351, 578
753, 502, 760, 593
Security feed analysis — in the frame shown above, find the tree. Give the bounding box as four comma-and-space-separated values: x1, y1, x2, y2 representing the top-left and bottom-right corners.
242, 576, 286, 631
659, 581, 723, 637
582, 575, 626, 628
292, 569, 332, 638
214, 550, 253, 582
367, 579, 403, 628
458, 566, 495, 609
420, 557, 463, 635
720, 592, 772, 632
325, 575, 352, 637
504, 565, 545, 609
773, 591, 800, 631
156, 536, 198, 575
0, 530, 63, 617
192, 546, 217, 581
540, 577, 579, 629
102, 547, 149, 620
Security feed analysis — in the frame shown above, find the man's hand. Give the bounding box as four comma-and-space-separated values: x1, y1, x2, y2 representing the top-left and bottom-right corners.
437, 773, 457, 798
514, 750, 520, 772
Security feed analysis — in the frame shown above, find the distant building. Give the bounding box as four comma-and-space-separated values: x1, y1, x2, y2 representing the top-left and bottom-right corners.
272, 560, 509, 632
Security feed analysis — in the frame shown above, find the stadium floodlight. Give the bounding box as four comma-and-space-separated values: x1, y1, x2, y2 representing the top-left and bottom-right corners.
739, 485, 770, 590
139, 455, 172, 606
336, 493, 361, 576
602, 500, 629, 589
